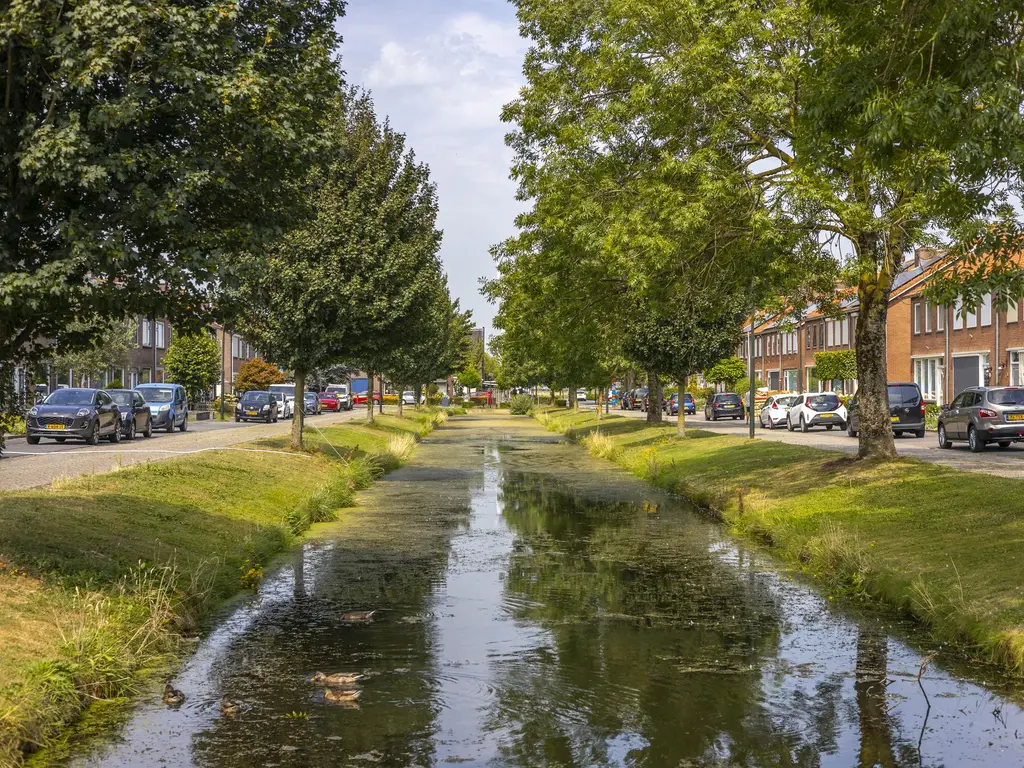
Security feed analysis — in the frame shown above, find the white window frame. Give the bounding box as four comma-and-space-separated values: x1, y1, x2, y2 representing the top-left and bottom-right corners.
841, 317, 850, 345
155, 321, 166, 349
953, 299, 964, 330
936, 304, 945, 331
1007, 298, 1019, 324
912, 356, 943, 402
924, 301, 932, 333
141, 319, 152, 347
980, 293, 993, 327
913, 302, 922, 334
1011, 350, 1024, 387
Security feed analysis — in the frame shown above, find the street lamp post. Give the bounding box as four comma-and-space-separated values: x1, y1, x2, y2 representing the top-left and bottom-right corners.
748, 320, 756, 439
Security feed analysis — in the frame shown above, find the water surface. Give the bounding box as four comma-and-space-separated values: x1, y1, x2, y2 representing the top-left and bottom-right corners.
63, 414, 1024, 766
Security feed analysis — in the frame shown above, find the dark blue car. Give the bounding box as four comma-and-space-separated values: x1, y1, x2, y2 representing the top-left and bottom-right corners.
26, 388, 122, 445
135, 383, 189, 433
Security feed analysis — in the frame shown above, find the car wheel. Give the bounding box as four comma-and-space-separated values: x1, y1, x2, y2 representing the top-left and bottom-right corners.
914, 429, 925, 439
937, 423, 951, 449
800, 415, 808, 433
234, 415, 240, 422
847, 421, 857, 437
108, 420, 121, 443
85, 421, 99, 445
968, 426, 985, 453
179, 416, 187, 432
826, 425, 834, 431
787, 417, 795, 432
998, 441, 1012, 449
144, 418, 153, 438
126, 419, 136, 440
26, 435, 40, 445
165, 418, 175, 434
894, 431, 902, 437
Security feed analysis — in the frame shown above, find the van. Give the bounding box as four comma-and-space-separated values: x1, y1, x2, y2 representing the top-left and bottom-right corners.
325, 383, 352, 410
846, 382, 926, 438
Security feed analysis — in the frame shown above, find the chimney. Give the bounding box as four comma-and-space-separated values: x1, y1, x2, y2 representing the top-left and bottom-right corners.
915, 246, 937, 267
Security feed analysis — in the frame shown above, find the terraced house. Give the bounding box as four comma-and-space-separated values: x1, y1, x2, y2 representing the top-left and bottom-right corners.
741, 247, 1024, 403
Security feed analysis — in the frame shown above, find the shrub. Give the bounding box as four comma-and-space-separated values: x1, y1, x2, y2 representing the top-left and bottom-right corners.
234, 358, 286, 394
555, 398, 567, 407
386, 433, 416, 463
509, 395, 534, 415
582, 431, 620, 460
382, 394, 398, 405
0, 414, 26, 435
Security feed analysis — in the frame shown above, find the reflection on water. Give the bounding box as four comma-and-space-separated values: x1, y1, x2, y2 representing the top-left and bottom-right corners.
63, 416, 1024, 766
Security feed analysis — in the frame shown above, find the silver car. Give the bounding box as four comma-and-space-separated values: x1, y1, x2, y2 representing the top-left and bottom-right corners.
937, 387, 1024, 452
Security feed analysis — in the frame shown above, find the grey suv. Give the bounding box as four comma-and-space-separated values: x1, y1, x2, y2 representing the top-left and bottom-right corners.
937, 387, 1024, 452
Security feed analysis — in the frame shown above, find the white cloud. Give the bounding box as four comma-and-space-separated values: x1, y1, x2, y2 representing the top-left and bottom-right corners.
341, 3, 529, 330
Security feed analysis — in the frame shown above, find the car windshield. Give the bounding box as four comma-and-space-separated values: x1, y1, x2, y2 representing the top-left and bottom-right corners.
989, 388, 1024, 406
326, 386, 348, 394
717, 394, 741, 404
319, 392, 335, 398
806, 394, 841, 411
304, 393, 316, 401
777, 395, 801, 407
242, 392, 270, 404
45, 389, 94, 406
887, 384, 921, 406
140, 387, 174, 403
683, 394, 694, 402
269, 386, 292, 397
109, 391, 134, 405
636, 388, 648, 397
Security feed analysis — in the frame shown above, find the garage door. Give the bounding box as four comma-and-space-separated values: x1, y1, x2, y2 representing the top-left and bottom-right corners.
952, 355, 980, 398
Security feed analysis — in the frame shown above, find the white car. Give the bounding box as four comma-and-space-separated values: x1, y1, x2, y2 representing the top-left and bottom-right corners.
325, 383, 352, 411
576, 389, 588, 402
758, 394, 800, 430
401, 391, 416, 406
268, 383, 297, 419
786, 392, 848, 432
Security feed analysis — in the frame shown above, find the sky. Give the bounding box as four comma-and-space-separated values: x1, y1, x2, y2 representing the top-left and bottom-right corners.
338, 0, 529, 335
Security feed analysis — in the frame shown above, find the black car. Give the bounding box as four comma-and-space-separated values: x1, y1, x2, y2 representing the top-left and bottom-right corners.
704, 392, 745, 421
846, 382, 926, 438
108, 389, 154, 439
26, 388, 122, 445
236, 391, 280, 423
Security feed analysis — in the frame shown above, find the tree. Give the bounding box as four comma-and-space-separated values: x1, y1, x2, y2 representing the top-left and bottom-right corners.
814, 351, 857, 387
0, 0, 344, 382
226, 89, 442, 446
456, 365, 482, 393
234, 359, 287, 395
506, 0, 1024, 461
49, 319, 137, 385
163, 333, 221, 406
705, 358, 748, 393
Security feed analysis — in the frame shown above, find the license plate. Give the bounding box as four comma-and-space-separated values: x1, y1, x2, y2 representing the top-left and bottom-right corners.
820, 414, 833, 419
247, 411, 258, 417
723, 404, 735, 408
890, 415, 900, 422
1008, 414, 1024, 421
45, 424, 66, 430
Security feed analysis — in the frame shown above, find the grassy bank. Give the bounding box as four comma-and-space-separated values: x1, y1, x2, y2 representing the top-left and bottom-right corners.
0, 410, 448, 765
534, 408, 1024, 676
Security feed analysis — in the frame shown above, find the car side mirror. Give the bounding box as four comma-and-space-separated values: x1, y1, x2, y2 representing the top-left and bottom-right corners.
941, 403, 948, 410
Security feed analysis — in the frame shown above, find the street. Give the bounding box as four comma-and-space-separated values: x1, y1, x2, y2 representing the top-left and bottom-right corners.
0, 409, 361, 492
589, 403, 1024, 479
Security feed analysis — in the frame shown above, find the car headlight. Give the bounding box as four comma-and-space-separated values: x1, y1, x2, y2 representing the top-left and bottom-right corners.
29, 406, 38, 416
77, 408, 91, 417
159, 404, 171, 412
262, 404, 270, 411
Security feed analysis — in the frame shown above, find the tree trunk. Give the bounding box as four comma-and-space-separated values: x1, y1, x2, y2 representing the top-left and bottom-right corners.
646, 372, 663, 424
397, 382, 404, 417
677, 374, 688, 437
568, 387, 577, 410
366, 369, 375, 423
855, 275, 897, 460
291, 367, 306, 451
597, 390, 603, 420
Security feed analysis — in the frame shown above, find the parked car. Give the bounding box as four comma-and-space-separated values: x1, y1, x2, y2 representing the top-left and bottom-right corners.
108, 389, 153, 439
303, 391, 321, 415
759, 394, 800, 430
26, 388, 122, 445
352, 391, 381, 406
576, 388, 588, 402
268, 384, 296, 419
705, 392, 745, 421
846, 382, 925, 438
402, 391, 416, 406
629, 387, 649, 411
664, 392, 697, 416
937, 386, 1024, 452
619, 390, 632, 409
235, 391, 279, 423
318, 392, 340, 411
136, 383, 188, 433
325, 383, 353, 411
787, 392, 847, 432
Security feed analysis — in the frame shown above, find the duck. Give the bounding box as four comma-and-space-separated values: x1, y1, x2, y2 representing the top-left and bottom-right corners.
162, 683, 186, 708
220, 697, 241, 717
323, 687, 362, 704
341, 610, 377, 624
311, 671, 364, 686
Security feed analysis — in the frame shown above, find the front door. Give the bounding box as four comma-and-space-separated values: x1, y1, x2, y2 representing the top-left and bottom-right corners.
768, 371, 780, 390
952, 355, 980, 401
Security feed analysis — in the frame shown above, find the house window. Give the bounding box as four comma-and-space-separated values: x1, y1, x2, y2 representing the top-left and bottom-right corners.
913, 302, 922, 334
806, 328, 812, 349
981, 293, 993, 327
142, 368, 152, 384
953, 299, 964, 330
924, 302, 932, 333
936, 305, 945, 331
784, 369, 799, 391
966, 300, 978, 329
142, 319, 152, 347
914, 357, 943, 402
841, 317, 850, 345
155, 321, 166, 349
1011, 351, 1023, 387
1008, 299, 1019, 324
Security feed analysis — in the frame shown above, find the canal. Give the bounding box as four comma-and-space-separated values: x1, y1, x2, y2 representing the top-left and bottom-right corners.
60, 413, 1024, 766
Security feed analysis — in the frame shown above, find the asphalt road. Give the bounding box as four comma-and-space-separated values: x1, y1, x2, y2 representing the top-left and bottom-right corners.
583, 403, 1024, 479
0, 409, 361, 492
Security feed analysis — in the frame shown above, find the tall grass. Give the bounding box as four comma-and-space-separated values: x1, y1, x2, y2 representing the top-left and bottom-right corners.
582, 431, 620, 461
